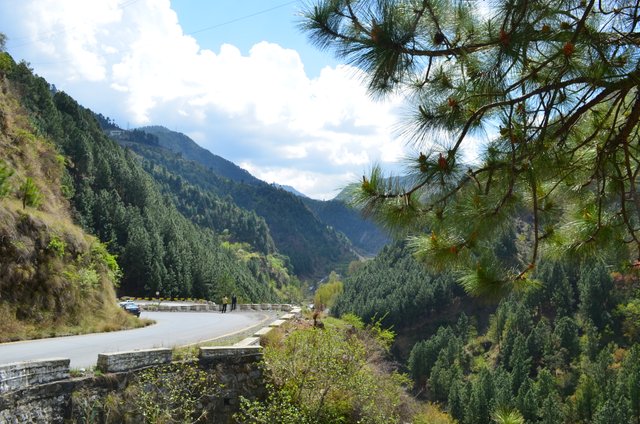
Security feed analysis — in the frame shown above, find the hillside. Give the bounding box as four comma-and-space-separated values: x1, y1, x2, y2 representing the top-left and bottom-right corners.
138, 126, 389, 256
302, 197, 389, 256
333, 236, 640, 422
0, 54, 141, 341
140, 125, 261, 185
115, 134, 358, 278
0, 53, 293, 304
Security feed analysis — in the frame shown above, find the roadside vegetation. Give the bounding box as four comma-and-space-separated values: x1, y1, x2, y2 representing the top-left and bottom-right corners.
0, 56, 146, 341
236, 313, 454, 424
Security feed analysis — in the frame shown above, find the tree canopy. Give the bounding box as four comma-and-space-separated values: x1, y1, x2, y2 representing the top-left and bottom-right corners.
302, 0, 640, 295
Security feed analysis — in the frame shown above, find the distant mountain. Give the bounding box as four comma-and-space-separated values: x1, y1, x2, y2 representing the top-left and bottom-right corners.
133, 127, 390, 258
272, 183, 309, 198
333, 183, 358, 202
303, 198, 389, 257
116, 138, 357, 278
140, 126, 261, 185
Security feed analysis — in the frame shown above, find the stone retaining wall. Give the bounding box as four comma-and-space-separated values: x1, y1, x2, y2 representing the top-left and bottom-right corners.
96, 348, 172, 373
0, 359, 69, 394
0, 306, 302, 423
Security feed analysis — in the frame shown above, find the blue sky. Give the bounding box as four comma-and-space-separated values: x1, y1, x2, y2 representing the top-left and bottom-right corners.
172, 0, 338, 77
0, 0, 407, 199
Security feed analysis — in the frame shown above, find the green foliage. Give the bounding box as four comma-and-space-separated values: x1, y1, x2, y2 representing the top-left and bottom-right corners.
302, 0, 640, 295
47, 235, 66, 258
409, 326, 462, 384
128, 362, 218, 423
491, 408, 524, 424
253, 321, 415, 423
332, 240, 459, 328
617, 299, 640, 342
91, 241, 122, 286
578, 262, 613, 329
0, 160, 13, 197
313, 272, 343, 310
18, 177, 41, 209
235, 389, 313, 424
72, 362, 219, 423
0, 52, 14, 74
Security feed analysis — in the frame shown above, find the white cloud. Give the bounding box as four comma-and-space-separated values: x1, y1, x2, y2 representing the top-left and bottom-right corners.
0, 0, 407, 199
240, 162, 358, 201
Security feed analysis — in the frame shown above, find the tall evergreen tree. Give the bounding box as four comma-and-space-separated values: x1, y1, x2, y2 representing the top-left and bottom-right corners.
577, 262, 613, 328
302, 0, 640, 295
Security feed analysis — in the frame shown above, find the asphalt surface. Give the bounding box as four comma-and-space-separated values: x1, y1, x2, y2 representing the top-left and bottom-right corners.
0, 311, 273, 369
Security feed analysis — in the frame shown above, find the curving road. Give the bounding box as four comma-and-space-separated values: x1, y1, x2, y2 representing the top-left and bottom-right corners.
0, 311, 273, 369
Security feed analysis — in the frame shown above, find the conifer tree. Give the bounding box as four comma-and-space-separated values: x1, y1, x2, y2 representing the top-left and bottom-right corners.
302, 0, 640, 295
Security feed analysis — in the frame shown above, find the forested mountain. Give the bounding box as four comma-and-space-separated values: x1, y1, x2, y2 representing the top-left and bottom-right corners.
139, 125, 261, 185
271, 183, 308, 198
1, 53, 286, 302
0, 53, 143, 341
113, 133, 358, 277
137, 126, 389, 258
334, 238, 640, 422
302, 197, 389, 256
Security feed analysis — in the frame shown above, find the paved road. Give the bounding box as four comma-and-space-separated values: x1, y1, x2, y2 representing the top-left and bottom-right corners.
0, 311, 272, 369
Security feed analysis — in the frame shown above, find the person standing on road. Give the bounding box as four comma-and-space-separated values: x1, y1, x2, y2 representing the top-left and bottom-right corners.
221, 295, 229, 313
231, 294, 237, 311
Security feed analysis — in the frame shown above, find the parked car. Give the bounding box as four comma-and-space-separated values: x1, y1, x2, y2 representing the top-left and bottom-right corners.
119, 300, 141, 317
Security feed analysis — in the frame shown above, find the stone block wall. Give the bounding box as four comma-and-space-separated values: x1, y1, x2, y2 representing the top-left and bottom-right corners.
0, 306, 301, 423
96, 348, 172, 373
0, 359, 70, 393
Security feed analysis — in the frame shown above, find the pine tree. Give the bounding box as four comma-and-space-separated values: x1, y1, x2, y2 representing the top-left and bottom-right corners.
577, 262, 613, 328
465, 368, 495, 424
302, 0, 640, 295
553, 316, 581, 360
539, 393, 564, 424
447, 378, 467, 422
509, 334, 531, 394
620, 345, 640, 422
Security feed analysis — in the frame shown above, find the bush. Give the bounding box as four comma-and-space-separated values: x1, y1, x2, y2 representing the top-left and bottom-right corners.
47, 235, 66, 258
0, 52, 14, 74
18, 177, 41, 209
245, 319, 418, 423
314, 272, 343, 310
72, 362, 220, 423
0, 160, 13, 197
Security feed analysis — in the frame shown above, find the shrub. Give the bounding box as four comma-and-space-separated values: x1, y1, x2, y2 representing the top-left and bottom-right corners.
18, 177, 41, 209
72, 362, 220, 423
0, 160, 13, 197
0, 52, 14, 74
247, 319, 416, 423
236, 389, 313, 424
47, 235, 66, 258
313, 274, 343, 310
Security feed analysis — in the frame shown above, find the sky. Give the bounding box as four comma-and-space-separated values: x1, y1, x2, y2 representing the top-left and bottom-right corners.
0, 0, 413, 200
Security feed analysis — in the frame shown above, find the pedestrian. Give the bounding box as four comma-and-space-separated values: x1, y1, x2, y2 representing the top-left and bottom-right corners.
231, 294, 237, 311
222, 295, 228, 313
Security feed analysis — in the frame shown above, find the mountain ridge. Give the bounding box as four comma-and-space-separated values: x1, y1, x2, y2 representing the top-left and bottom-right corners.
129, 126, 389, 257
